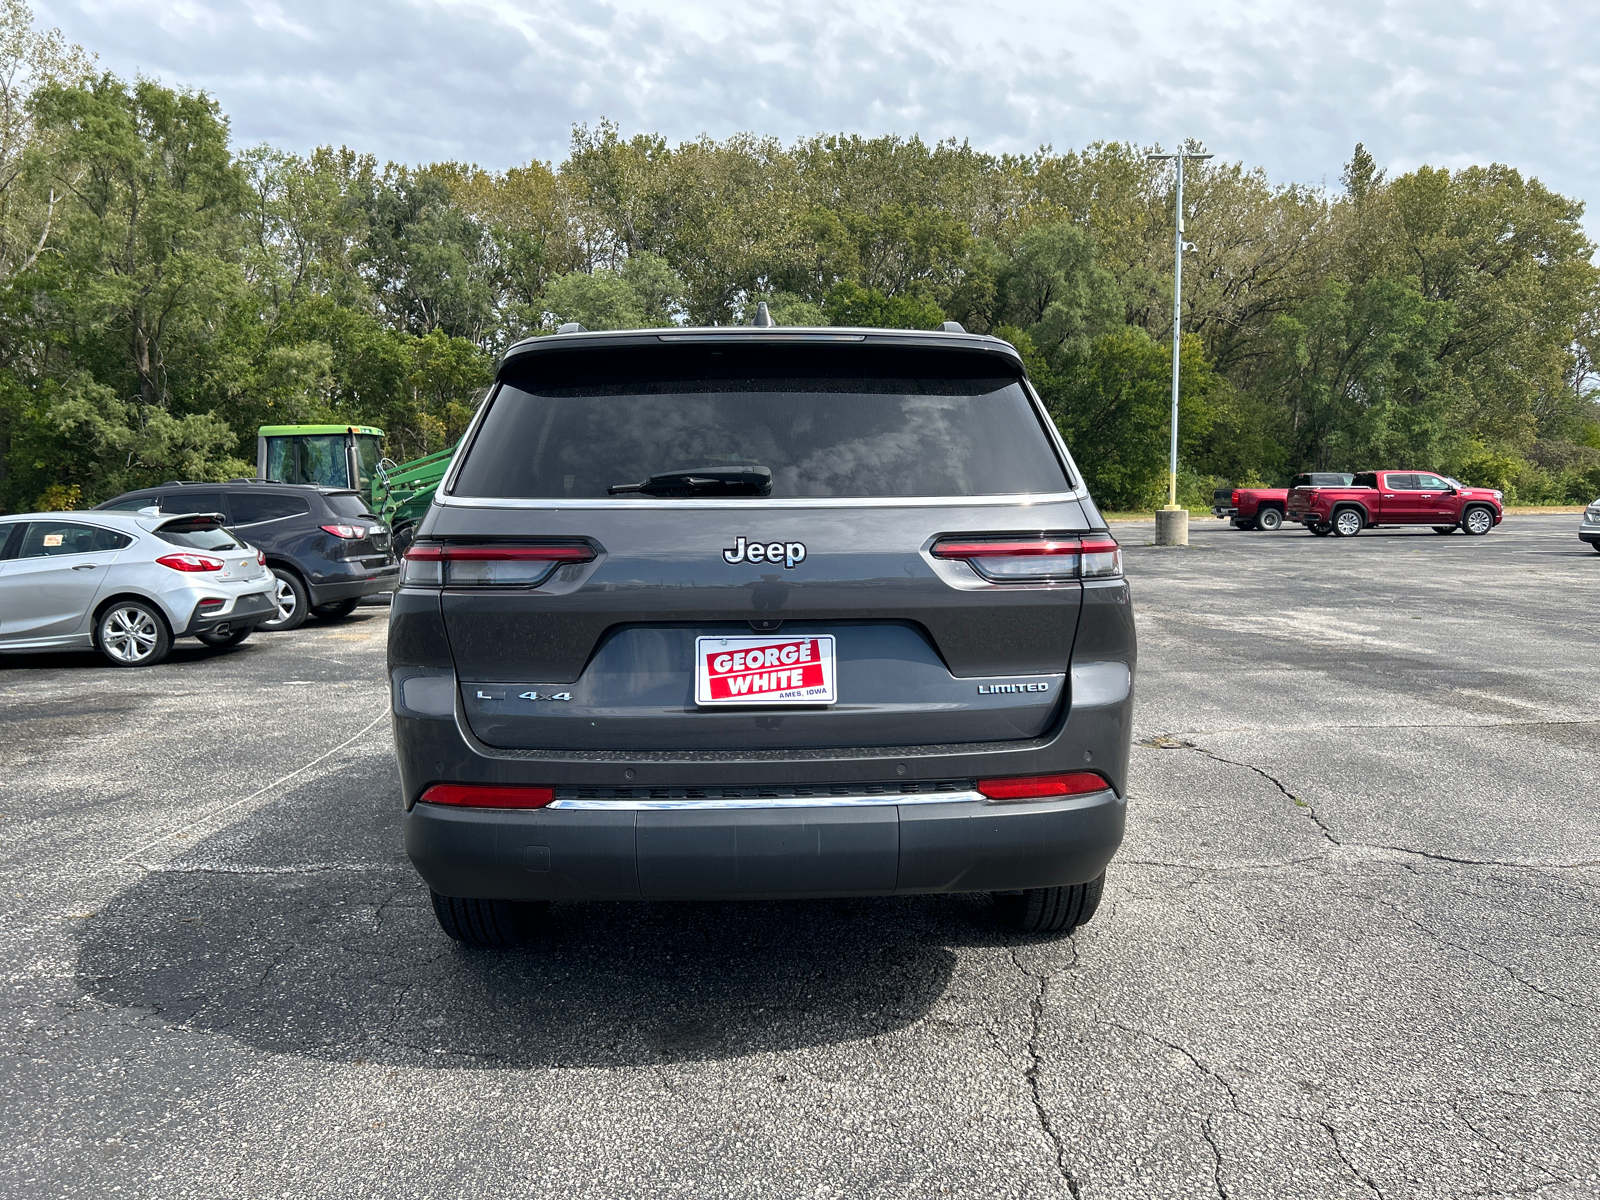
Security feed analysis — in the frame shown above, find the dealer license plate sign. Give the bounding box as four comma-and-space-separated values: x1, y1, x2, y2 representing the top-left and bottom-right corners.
695, 635, 837, 705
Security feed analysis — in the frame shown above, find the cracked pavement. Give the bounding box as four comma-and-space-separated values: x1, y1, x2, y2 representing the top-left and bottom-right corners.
2, 514, 1597, 1198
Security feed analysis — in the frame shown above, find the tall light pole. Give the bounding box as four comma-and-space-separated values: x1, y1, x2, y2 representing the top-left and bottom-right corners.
1146, 146, 1211, 546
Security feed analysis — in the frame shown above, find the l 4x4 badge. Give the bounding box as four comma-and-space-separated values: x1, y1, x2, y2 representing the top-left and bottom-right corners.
722, 537, 807, 568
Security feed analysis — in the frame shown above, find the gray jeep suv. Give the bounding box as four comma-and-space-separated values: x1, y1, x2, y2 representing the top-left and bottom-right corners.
390, 326, 1135, 945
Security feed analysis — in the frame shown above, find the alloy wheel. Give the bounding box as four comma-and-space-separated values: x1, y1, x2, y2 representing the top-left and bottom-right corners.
270, 576, 297, 621
1334, 510, 1362, 537
102, 607, 160, 664
1464, 508, 1493, 535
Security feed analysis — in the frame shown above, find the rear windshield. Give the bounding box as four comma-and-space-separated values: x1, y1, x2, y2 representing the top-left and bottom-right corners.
156, 520, 245, 551
1291, 473, 1356, 488
323, 493, 373, 518
453, 346, 1071, 500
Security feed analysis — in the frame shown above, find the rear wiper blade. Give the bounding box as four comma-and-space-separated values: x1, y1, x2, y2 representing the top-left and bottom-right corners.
608, 465, 772, 498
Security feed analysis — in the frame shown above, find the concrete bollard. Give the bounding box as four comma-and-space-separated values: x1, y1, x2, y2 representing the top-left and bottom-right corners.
1154, 505, 1189, 546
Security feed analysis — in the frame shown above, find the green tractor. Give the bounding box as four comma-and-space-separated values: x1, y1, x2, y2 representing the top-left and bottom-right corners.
370, 442, 458, 554
256, 425, 386, 493
255, 424, 456, 554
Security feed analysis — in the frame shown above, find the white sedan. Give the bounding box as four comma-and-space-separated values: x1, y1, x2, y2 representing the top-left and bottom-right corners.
0, 508, 278, 666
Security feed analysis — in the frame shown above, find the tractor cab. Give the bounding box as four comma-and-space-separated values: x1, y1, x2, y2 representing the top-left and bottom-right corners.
257, 426, 385, 494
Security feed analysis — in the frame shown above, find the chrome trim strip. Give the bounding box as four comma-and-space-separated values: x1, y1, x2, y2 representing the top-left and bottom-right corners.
433, 491, 1090, 511
549, 790, 987, 810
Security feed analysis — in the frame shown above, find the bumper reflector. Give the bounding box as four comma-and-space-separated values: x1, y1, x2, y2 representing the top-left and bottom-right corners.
420, 784, 555, 809
977, 772, 1110, 802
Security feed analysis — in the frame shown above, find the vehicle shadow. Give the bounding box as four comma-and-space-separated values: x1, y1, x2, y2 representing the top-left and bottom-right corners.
73, 764, 1019, 1070
0, 642, 236, 672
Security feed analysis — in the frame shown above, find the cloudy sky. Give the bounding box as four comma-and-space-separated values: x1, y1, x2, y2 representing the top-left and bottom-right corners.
34, 0, 1600, 212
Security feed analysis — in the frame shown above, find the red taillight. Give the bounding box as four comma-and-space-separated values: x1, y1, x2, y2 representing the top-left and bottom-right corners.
419, 783, 555, 809
977, 772, 1110, 802
256, 550, 267, 566
1232, 490, 1241, 505
156, 552, 225, 573
401, 542, 596, 587
931, 535, 1121, 581
321, 524, 362, 539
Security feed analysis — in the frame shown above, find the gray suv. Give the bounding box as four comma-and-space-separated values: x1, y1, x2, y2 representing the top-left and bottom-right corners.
390, 326, 1135, 945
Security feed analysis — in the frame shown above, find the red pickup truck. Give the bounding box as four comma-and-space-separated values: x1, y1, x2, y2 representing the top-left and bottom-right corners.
1286, 471, 1504, 537
1213, 474, 1354, 531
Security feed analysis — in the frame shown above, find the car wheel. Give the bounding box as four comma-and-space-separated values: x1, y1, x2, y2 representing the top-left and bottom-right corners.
430, 892, 549, 947
97, 601, 171, 667
197, 626, 252, 648
1309, 523, 1333, 537
1461, 506, 1495, 536
1332, 509, 1364, 537
259, 569, 308, 631
1255, 507, 1283, 531
1431, 525, 1457, 534
311, 598, 359, 620
994, 873, 1105, 933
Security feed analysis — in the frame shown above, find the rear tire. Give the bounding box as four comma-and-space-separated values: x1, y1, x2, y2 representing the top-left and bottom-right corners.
259, 568, 308, 632
1461, 506, 1495, 536
196, 627, 252, 648
1331, 508, 1364, 538
1255, 507, 1284, 531
994, 873, 1105, 934
1432, 525, 1457, 534
311, 598, 359, 620
96, 600, 172, 667
391, 521, 417, 558
430, 892, 548, 947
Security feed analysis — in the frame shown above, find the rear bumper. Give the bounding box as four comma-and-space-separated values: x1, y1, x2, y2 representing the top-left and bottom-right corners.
180, 589, 278, 635
1580, 527, 1600, 545
308, 563, 399, 605
404, 789, 1125, 901
1211, 506, 1238, 519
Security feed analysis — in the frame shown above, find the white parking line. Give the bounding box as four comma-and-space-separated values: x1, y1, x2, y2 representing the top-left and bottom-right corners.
103, 707, 390, 874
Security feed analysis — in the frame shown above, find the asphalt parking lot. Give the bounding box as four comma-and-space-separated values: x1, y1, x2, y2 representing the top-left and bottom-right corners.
2, 513, 1597, 1199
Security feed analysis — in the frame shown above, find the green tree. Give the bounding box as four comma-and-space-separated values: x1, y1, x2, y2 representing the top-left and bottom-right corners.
1023, 325, 1221, 510
824, 281, 944, 329
7, 74, 249, 504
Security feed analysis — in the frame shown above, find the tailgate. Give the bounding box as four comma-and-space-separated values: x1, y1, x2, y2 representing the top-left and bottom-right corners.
435, 500, 1090, 752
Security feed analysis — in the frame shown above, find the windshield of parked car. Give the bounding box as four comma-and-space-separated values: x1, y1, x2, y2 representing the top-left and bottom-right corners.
454, 346, 1072, 500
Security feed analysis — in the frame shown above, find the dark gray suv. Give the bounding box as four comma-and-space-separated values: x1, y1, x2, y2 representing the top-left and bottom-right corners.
391, 326, 1135, 945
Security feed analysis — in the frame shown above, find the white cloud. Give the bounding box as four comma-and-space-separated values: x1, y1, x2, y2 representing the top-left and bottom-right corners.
35, 0, 1600, 221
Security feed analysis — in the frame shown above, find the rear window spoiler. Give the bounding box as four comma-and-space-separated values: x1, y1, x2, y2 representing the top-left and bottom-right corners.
155, 513, 227, 532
